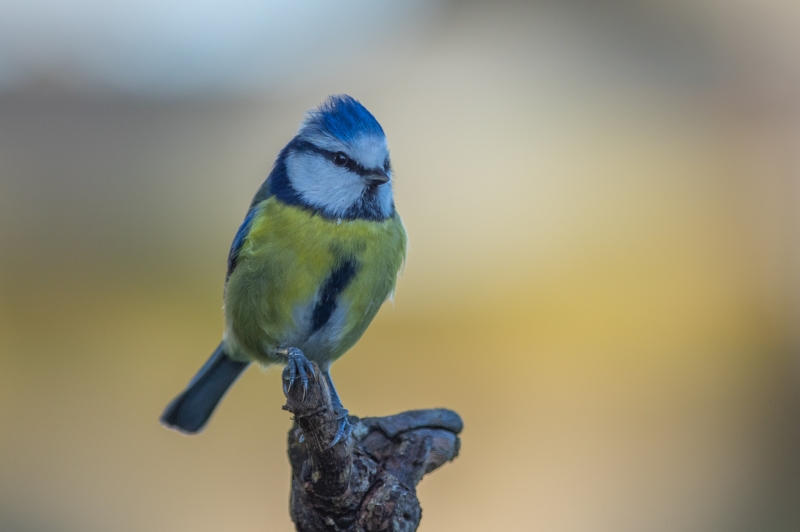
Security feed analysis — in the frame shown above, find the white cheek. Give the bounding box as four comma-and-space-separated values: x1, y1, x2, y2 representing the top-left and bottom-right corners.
287, 152, 364, 217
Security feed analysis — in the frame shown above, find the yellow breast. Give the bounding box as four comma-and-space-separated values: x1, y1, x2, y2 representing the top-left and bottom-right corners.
223, 197, 406, 366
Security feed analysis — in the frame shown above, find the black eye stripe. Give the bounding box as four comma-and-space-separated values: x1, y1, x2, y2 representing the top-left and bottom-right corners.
292, 139, 378, 178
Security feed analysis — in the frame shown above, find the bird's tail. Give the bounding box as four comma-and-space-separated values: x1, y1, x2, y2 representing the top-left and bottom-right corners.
160, 343, 250, 434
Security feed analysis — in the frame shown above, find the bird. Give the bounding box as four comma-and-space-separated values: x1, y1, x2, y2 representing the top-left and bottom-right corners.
160, 95, 407, 447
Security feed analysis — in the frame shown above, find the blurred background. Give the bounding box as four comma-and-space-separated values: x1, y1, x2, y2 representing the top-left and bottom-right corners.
1, 0, 799, 530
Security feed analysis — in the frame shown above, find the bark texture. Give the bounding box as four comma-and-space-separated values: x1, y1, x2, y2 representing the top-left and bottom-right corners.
282, 364, 462, 532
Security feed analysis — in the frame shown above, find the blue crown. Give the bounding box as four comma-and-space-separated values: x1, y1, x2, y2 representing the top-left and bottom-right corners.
305, 95, 385, 143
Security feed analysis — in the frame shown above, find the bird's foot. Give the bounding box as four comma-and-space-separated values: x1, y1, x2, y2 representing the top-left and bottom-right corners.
326, 407, 352, 449
279, 347, 316, 401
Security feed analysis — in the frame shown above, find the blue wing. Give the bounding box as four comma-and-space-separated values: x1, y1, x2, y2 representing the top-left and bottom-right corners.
226, 207, 259, 280
226, 176, 274, 281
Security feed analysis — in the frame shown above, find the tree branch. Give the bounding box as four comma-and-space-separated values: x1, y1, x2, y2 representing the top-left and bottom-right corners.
282, 363, 462, 531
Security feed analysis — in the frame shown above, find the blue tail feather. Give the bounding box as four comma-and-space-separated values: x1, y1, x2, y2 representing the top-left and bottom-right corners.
161, 344, 250, 434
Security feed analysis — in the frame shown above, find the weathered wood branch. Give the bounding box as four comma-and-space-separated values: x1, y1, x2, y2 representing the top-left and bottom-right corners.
282, 364, 462, 532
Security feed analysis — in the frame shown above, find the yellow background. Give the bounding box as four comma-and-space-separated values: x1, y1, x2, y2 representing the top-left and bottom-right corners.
1, 1, 799, 531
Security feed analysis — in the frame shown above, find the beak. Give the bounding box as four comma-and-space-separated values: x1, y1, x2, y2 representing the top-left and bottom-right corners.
364, 168, 390, 186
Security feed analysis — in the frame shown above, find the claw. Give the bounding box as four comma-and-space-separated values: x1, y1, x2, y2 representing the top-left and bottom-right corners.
326, 433, 342, 450
325, 410, 352, 450
280, 347, 315, 403
287, 361, 297, 391
296, 362, 309, 401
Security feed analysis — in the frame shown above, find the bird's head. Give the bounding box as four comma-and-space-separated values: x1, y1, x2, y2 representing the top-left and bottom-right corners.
270, 95, 394, 221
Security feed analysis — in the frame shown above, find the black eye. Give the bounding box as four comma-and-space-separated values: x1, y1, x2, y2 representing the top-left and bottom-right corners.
333, 152, 349, 167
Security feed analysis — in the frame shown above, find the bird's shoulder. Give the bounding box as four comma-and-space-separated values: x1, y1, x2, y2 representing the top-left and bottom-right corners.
226, 176, 274, 280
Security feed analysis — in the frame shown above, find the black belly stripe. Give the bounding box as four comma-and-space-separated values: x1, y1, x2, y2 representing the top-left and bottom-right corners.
312, 259, 359, 333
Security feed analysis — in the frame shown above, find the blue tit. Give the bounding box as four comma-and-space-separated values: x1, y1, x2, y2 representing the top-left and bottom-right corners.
161, 95, 407, 445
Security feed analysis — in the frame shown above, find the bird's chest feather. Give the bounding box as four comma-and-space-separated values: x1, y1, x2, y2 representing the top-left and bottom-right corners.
223, 197, 406, 364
